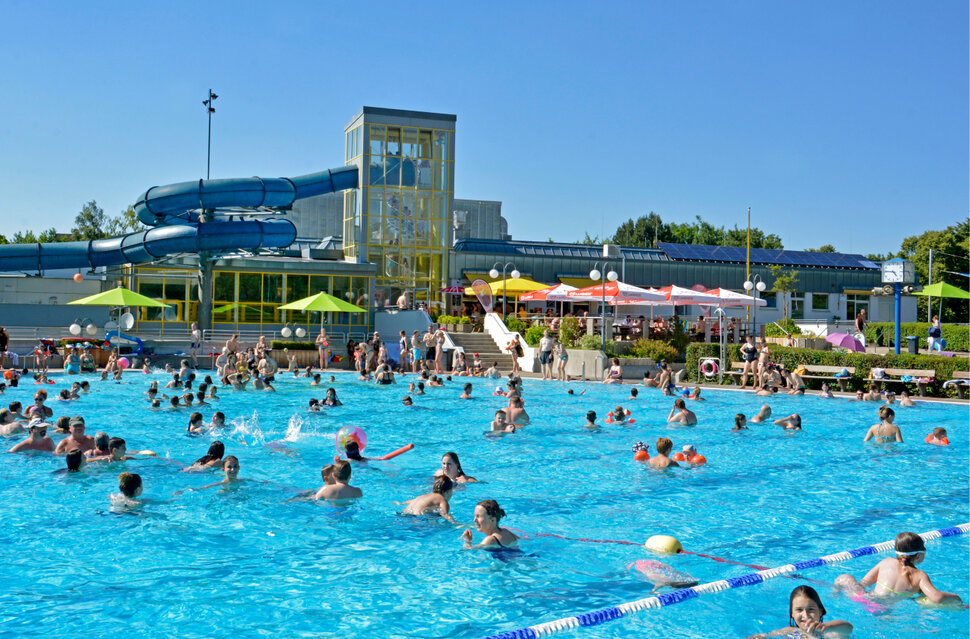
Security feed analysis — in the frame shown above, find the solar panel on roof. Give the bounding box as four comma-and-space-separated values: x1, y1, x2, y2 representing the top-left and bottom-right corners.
656, 242, 877, 270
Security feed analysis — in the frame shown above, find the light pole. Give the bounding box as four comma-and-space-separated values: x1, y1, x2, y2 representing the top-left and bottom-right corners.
743, 274, 767, 337
202, 89, 218, 179
489, 262, 520, 319
590, 262, 619, 351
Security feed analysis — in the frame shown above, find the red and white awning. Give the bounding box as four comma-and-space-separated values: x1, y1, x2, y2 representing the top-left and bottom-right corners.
707, 288, 768, 307
518, 283, 577, 302
567, 281, 667, 303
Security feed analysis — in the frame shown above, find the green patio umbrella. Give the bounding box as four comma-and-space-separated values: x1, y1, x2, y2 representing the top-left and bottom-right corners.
912, 282, 970, 299
68, 285, 170, 308
279, 292, 367, 313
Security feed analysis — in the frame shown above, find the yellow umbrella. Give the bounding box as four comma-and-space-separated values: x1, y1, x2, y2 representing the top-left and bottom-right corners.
463, 277, 548, 297
68, 285, 170, 308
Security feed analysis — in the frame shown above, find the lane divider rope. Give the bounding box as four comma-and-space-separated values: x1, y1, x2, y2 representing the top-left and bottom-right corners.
483, 523, 970, 639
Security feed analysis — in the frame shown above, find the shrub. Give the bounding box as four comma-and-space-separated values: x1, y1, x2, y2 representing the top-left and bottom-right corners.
765, 317, 803, 337
558, 316, 582, 347
576, 334, 605, 351
523, 325, 545, 347
685, 342, 968, 397
863, 322, 968, 352
58, 338, 103, 348
504, 316, 528, 334
270, 340, 316, 350
436, 315, 470, 325
628, 339, 680, 362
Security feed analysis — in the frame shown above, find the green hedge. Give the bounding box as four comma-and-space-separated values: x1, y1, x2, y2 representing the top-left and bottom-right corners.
58, 338, 103, 347
559, 317, 582, 347
436, 315, 471, 325
685, 343, 968, 397
765, 317, 802, 337
628, 339, 680, 362
523, 325, 545, 347
270, 340, 317, 351
863, 322, 968, 352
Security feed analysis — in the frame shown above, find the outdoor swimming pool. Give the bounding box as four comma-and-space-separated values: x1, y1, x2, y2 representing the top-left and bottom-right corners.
1, 371, 967, 639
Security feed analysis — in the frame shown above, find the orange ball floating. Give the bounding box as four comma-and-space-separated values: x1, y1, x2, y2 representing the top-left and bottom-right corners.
73, 273, 84, 282
672, 452, 686, 462
634, 450, 650, 462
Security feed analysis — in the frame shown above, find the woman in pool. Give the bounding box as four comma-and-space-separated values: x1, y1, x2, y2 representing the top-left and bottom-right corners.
461, 499, 518, 549
745, 585, 852, 639
189, 441, 225, 470
436, 451, 478, 483
198, 456, 242, 490
322, 388, 342, 406
863, 405, 902, 443
834, 531, 962, 605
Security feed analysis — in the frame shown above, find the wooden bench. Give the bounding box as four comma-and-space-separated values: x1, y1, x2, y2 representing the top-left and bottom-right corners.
943, 370, 970, 399
800, 365, 856, 392
871, 368, 936, 397
730, 362, 856, 391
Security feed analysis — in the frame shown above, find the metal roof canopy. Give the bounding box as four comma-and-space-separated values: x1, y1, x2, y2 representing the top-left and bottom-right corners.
452, 239, 668, 261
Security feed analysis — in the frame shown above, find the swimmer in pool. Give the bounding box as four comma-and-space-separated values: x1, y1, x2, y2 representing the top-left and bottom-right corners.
88, 437, 146, 462
834, 531, 962, 605
64, 448, 86, 472
648, 437, 679, 469
86, 431, 110, 457
9, 420, 55, 453
731, 413, 748, 432
314, 459, 362, 501
925, 427, 948, 446
898, 390, 916, 407
402, 396, 413, 406
610, 405, 631, 424
566, 388, 587, 396
745, 585, 852, 639
322, 388, 342, 406
186, 412, 205, 434
54, 416, 95, 454
188, 441, 225, 470
436, 451, 478, 483
667, 398, 697, 425
0, 408, 26, 436
461, 499, 518, 549
209, 412, 225, 429
688, 386, 705, 400
817, 383, 834, 399
113, 472, 143, 506
581, 410, 598, 429
308, 399, 321, 412
506, 396, 529, 424
491, 410, 516, 433
774, 414, 802, 431
401, 475, 456, 523
863, 405, 902, 443
628, 388, 638, 400
459, 383, 473, 399
197, 456, 242, 490
750, 404, 772, 423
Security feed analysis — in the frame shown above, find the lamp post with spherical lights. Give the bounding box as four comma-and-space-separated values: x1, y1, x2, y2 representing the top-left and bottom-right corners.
743, 275, 767, 337
489, 262, 520, 319
590, 262, 619, 351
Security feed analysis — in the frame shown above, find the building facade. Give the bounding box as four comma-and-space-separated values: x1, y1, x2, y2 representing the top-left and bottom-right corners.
453, 199, 509, 241
342, 107, 456, 310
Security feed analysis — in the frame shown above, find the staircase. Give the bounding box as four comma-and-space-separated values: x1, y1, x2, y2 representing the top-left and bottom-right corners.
448, 331, 509, 367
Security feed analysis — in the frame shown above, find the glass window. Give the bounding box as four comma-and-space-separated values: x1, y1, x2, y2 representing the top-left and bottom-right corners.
139, 277, 164, 300
845, 294, 869, 321
790, 296, 805, 319
761, 291, 777, 308
165, 279, 186, 302
433, 193, 449, 221
368, 188, 384, 226
368, 154, 385, 186
433, 131, 448, 161
438, 161, 450, 191
401, 158, 416, 187
812, 293, 829, 311
415, 219, 429, 245
401, 192, 415, 219
332, 276, 350, 305
384, 155, 401, 187
386, 127, 401, 156
369, 125, 385, 155
238, 273, 260, 302
419, 130, 433, 158
402, 128, 418, 157
416, 192, 431, 220
417, 160, 433, 189
213, 271, 235, 301
310, 275, 330, 295
400, 218, 415, 245
263, 274, 283, 303
430, 218, 447, 246
383, 215, 399, 245
285, 275, 309, 303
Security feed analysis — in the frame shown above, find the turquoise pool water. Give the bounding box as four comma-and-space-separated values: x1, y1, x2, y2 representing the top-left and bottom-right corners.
1, 371, 967, 638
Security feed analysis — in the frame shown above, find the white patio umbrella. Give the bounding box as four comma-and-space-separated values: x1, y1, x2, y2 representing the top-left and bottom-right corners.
707, 288, 768, 307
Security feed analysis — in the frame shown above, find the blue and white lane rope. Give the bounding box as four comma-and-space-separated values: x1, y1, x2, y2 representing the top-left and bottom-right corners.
482, 523, 970, 639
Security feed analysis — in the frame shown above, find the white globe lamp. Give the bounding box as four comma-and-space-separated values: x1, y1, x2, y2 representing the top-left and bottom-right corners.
607, 271, 618, 282
510, 269, 521, 280
69, 323, 81, 336
295, 328, 306, 338
756, 281, 767, 292
280, 326, 292, 338
589, 269, 601, 281
488, 268, 499, 279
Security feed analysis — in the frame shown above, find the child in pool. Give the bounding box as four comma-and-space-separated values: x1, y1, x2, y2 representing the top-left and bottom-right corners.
401, 474, 456, 523
314, 459, 362, 501
863, 406, 902, 443
459, 383, 473, 399
112, 472, 143, 507
648, 437, 679, 469
774, 414, 802, 431
925, 427, 948, 446
197, 456, 242, 490
461, 499, 518, 549
628, 388, 638, 400
732, 413, 748, 432
490, 409, 516, 433
817, 383, 833, 399
834, 531, 962, 605
610, 406, 631, 424
745, 585, 852, 639
581, 410, 598, 428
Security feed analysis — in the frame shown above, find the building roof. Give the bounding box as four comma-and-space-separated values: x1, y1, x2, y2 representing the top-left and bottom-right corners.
656, 243, 879, 270
452, 238, 668, 261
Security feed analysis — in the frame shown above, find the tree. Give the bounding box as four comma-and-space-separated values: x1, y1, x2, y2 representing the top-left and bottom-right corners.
768, 264, 800, 318
71, 200, 108, 241
37, 228, 61, 243
577, 231, 602, 245
0, 235, 6, 244
602, 212, 783, 249
896, 219, 969, 323
106, 205, 144, 235
806, 244, 836, 253
11, 230, 37, 243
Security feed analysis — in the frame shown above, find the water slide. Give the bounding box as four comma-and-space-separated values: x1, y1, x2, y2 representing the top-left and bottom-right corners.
105, 330, 145, 355
0, 166, 359, 272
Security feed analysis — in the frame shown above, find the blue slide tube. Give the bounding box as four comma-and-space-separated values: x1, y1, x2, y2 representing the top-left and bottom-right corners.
0, 166, 358, 273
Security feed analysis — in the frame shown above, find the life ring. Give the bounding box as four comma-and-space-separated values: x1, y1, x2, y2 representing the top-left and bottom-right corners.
701, 359, 718, 377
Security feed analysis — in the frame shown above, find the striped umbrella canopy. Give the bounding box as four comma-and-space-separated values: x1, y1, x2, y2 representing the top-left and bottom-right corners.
655, 285, 723, 306
707, 288, 768, 307
567, 281, 666, 303
518, 283, 577, 302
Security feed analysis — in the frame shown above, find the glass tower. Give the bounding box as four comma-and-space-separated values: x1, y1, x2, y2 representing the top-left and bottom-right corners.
343, 107, 456, 310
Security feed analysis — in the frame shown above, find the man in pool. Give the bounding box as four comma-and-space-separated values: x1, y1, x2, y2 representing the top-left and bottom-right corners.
506, 396, 529, 425
0, 408, 26, 436
749, 404, 772, 423
459, 383, 473, 399
9, 420, 55, 453
401, 475, 457, 523
54, 416, 95, 454
666, 399, 697, 425
314, 460, 362, 501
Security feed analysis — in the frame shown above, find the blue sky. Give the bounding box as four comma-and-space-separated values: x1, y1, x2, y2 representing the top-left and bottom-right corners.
1, 1, 966, 256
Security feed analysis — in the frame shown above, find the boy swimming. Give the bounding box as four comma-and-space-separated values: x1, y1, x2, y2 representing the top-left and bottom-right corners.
401, 475, 456, 523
